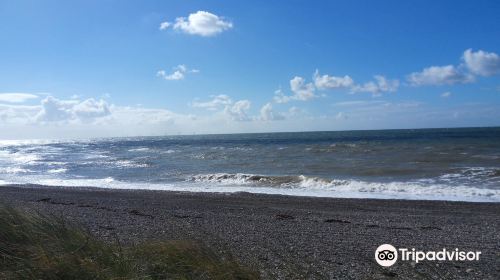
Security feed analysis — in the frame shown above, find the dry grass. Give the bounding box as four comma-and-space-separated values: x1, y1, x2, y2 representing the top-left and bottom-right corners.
0, 204, 258, 280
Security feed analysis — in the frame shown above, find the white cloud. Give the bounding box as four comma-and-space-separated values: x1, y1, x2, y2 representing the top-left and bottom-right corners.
462, 49, 500, 77
271, 77, 317, 103
157, 64, 198, 81
0, 103, 39, 124
161, 11, 233, 37
441, 91, 452, 98
35, 96, 111, 123
191, 95, 255, 122
0, 95, 191, 137
273, 88, 291, 104
280, 72, 397, 101
405, 49, 499, 87
407, 65, 473, 86
1, 94, 499, 139
35, 97, 75, 122
374, 75, 399, 92
157, 70, 184, 80
0, 93, 39, 103
290, 76, 316, 101
0, 99, 194, 139
260, 103, 284, 121
224, 100, 251, 121
313, 70, 354, 90
159, 21, 171, 30
72, 98, 111, 121
191, 94, 232, 110
351, 75, 399, 95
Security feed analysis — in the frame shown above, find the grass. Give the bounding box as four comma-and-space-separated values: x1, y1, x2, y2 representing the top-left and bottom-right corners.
0, 204, 258, 280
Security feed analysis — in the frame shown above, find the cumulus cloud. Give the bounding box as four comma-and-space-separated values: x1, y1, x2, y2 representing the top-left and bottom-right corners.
462, 49, 500, 76
72, 98, 111, 120
0, 95, 187, 128
35, 97, 74, 122
0, 95, 205, 139
407, 65, 473, 86
191, 95, 254, 122
273, 89, 291, 104
280, 71, 398, 101
313, 70, 354, 90
157, 64, 199, 81
157, 70, 184, 80
271, 77, 317, 104
191, 94, 232, 111
35, 96, 111, 123
159, 21, 171, 30
260, 103, 284, 121
406, 49, 500, 86
0, 93, 39, 103
351, 75, 399, 95
224, 100, 251, 121
290, 76, 316, 101
161, 11, 233, 37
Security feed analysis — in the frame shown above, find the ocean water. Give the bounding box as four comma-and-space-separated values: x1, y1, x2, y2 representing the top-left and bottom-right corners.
1, 127, 500, 202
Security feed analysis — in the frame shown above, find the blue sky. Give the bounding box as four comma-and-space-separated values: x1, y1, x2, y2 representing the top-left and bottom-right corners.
1, 0, 499, 139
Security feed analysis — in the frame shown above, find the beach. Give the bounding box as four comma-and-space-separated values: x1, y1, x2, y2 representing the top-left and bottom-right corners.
2, 1, 500, 278
1, 184, 498, 279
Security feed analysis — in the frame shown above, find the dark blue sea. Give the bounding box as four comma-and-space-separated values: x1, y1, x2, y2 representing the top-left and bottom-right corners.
1, 127, 500, 202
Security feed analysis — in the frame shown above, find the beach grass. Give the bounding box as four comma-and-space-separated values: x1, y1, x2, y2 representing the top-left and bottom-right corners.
0, 204, 258, 280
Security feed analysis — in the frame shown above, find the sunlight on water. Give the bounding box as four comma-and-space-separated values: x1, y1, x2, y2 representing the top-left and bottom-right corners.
1, 128, 500, 202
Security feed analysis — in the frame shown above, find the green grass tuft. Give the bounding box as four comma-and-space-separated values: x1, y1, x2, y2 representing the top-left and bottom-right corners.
0, 204, 258, 280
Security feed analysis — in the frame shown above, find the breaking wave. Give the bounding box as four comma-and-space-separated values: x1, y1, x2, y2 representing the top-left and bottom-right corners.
186, 173, 500, 202
1, 172, 499, 202
1, 129, 500, 203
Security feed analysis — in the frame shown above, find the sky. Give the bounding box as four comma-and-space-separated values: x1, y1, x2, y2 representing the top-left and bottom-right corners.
1, 0, 500, 139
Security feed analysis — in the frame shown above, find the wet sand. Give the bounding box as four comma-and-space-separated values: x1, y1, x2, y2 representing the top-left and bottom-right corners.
1, 184, 499, 279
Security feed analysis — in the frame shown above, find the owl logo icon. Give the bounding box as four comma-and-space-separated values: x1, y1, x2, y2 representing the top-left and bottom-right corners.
375, 244, 398, 266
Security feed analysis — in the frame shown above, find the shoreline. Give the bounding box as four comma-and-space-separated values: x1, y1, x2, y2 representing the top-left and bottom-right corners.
1, 184, 499, 279
1, 182, 498, 203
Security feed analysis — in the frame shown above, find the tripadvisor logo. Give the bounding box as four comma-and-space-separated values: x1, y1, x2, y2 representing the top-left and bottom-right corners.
375, 244, 398, 267
375, 244, 481, 267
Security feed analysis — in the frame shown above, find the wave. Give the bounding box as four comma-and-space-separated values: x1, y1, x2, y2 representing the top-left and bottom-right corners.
0, 150, 40, 164
0, 168, 500, 202
187, 173, 500, 202
188, 173, 347, 187
1, 173, 499, 202
433, 167, 500, 186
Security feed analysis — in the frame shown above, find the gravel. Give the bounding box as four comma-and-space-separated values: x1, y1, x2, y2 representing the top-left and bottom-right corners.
1, 185, 499, 279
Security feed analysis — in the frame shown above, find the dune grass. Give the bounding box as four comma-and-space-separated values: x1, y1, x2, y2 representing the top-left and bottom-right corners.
0, 204, 258, 280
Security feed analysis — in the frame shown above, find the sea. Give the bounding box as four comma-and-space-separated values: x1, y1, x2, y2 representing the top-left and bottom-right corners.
1, 127, 499, 202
